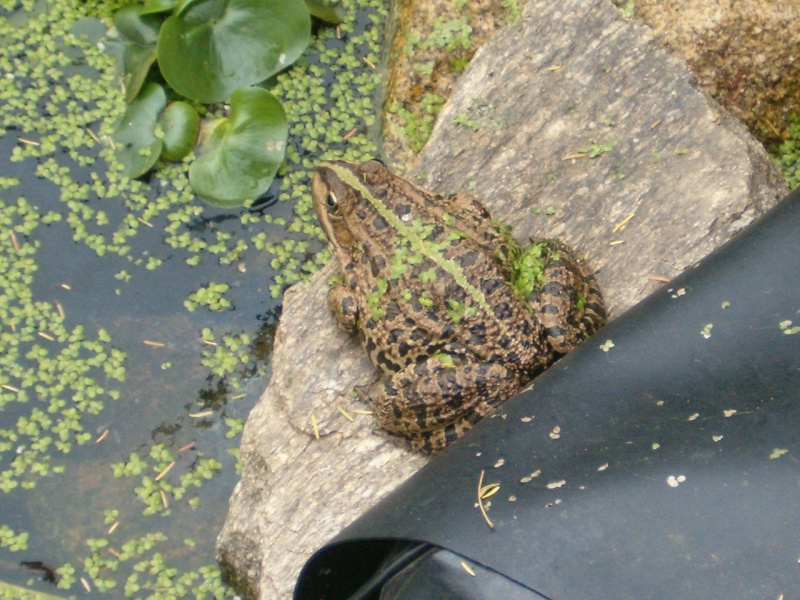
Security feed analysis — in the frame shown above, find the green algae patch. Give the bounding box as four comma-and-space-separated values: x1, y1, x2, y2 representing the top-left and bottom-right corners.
0, 581, 68, 599
112, 443, 222, 516
184, 282, 234, 311
0, 525, 29, 553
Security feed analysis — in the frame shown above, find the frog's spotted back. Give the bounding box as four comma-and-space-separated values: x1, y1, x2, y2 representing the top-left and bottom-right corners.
313, 160, 605, 452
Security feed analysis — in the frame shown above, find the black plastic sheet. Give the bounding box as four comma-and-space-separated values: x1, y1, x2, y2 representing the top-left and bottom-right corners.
296, 188, 800, 599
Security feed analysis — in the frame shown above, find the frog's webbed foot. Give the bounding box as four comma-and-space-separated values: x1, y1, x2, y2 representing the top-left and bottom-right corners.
359, 355, 520, 453
529, 239, 606, 354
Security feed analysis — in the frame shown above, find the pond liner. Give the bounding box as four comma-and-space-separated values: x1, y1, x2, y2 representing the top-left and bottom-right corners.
294, 188, 800, 600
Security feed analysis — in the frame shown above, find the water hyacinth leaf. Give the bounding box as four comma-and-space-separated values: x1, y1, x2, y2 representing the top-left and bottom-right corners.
305, 0, 344, 24
141, 0, 179, 15
113, 82, 167, 178
157, 0, 311, 103
114, 5, 163, 101
114, 4, 162, 46
190, 87, 288, 206
121, 45, 158, 102
158, 101, 200, 162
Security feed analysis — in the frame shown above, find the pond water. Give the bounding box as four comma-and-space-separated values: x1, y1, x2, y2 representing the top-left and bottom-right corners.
0, 0, 388, 596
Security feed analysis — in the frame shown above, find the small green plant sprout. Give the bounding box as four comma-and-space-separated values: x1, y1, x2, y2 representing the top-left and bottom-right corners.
454, 112, 480, 131
577, 139, 618, 158
112, 0, 342, 206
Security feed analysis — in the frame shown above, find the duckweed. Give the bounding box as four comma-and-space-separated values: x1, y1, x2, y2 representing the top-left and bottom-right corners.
0, 525, 29, 552
1, 0, 389, 595
0, 200, 127, 493
111, 443, 223, 516
184, 282, 234, 312
224, 417, 244, 439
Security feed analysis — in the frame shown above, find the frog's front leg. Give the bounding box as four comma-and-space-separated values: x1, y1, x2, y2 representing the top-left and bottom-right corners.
328, 280, 359, 334
531, 239, 606, 354
359, 354, 520, 452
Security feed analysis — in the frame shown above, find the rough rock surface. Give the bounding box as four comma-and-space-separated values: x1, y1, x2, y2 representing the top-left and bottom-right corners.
635, 0, 800, 146
216, 0, 787, 597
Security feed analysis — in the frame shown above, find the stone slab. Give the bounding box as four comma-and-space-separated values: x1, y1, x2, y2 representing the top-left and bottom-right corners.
216, 0, 787, 597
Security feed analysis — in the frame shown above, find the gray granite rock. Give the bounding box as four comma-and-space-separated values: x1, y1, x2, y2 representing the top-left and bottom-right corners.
216, 0, 787, 597
413, 0, 787, 317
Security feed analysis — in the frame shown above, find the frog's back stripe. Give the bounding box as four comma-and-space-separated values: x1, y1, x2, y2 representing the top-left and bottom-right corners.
329, 163, 512, 337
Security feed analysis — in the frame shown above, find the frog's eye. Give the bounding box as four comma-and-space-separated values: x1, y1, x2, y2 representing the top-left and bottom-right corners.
326, 191, 339, 213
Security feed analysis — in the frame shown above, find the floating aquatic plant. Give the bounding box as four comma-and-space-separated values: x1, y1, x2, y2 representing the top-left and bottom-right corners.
113, 0, 341, 206
157, 0, 311, 103
0, 0, 384, 593
189, 88, 288, 205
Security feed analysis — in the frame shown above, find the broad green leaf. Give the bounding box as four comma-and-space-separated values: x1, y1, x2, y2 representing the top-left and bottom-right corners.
114, 5, 162, 46
113, 5, 163, 101
189, 88, 288, 206
141, 0, 179, 15
157, 0, 310, 103
113, 82, 167, 178
121, 45, 157, 103
158, 101, 200, 162
305, 0, 344, 24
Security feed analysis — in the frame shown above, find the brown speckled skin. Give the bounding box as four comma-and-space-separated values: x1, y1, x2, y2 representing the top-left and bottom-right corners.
313, 160, 605, 452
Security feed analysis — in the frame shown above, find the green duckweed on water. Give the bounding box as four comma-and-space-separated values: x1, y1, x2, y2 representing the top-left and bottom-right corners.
0, 0, 388, 595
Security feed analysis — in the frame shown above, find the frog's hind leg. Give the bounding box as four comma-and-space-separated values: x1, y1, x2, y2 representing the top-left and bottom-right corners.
359, 354, 519, 453
576, 268, 606, 337
532, 239, 607, 354
378, 406, 494, 454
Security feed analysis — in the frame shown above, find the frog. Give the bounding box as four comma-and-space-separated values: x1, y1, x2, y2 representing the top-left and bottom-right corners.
312, 159, 605, 453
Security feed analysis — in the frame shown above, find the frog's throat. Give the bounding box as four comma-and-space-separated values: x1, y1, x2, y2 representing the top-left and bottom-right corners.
328, 163, 512, 338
